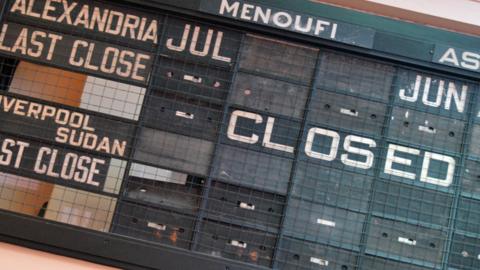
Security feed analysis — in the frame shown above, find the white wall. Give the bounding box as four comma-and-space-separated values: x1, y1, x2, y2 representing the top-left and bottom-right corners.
366, 0, 480, 26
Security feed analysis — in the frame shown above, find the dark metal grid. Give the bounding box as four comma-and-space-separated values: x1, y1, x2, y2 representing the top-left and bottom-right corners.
0, 1, 478, 269
271, 49, 322, 269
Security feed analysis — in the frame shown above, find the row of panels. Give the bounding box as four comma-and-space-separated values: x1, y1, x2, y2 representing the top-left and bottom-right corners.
112, 160, 480, 267
112, 194, 480, 269
3, 0, 477, 125
132, 123, 478, 195
0, 27, 478, 195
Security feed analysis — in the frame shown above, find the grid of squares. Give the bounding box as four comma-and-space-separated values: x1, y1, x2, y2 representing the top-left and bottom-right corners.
0, 3, 478, 270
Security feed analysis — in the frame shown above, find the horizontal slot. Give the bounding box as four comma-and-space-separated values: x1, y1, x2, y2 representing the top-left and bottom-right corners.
147, 222, 167, 231
228, 239, 247, 249
238, 201, 255, 210
175, 111, 194, 119
183, 74, 203, 83
398, 237, 417, 246
310, 257, 329, 266
316, 218, 336, 227
340, 108, 359, 117
418, 125, 436, 134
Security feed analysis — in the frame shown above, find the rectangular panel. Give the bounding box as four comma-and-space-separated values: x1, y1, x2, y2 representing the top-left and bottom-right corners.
372, 180, 453, 227
45, 186, 117, 232
366, 217, 446, 266
309, 90, 388, 136
222, 108, 301, 158
456, 197, 480, 235
449, 233, 480, 270
124, 175, 203, 215
468, 125, 480, 158
292, 162, 372, 213
129, 163, 188, 184
134, 128, 214, 176
144, 91, 223, 141
0, 23, 153, 85
362, 256, 432, 270
113, 202, 195, 249
460, 159, 480, 197
276, 237, 358, 270
230, 72, 309, 119
205, 181, 285, 231
199, 0, 376, 48
0, 93, 135, 159
196, 220, 276, 267
0, 134, 110, 194
433, 45, 480, 74
240, 35, 318, 82
388, 107, 465, 153
211, 144, 292, 194
394, 69, 473, 120
6, 0, 159, 52
317, 52, 395, 101
160, 17, 241, 68
283, 198, 365, 250
81, 76, 146, 121
151, 57, 232, 102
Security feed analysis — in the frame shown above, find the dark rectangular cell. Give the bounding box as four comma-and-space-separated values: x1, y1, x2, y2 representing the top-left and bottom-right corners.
113, 202, 195, 250
317, 52, 395, 101
144, 90, 223, 141
291, 162, 372, 213
388, 107, 465, 154
239, 34, 318, 83
283, 198, 365, 250
366, 217, 446, 266
230, 72, 309, 119
134, 128, 214, 176
0, 56, 18, 91
221, 108, 301, 158
151, 57, 232, 102
372, 180, 453, 227
124, 175, 203, 215
394, 69, 473, 120
309, 90, 388, 137
362, 256, 432, 270
205, 181, 285, 231
211, 144, 293, 194
456, 197, 480, 235
449, 233, 480, 270
195, 220, 276, 267
160, 17, 241, 68
460, 159, 480, 197
276, 237, 358, 270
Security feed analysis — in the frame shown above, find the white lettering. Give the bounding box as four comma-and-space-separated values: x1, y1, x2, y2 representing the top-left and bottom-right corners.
305, 128, 340, 161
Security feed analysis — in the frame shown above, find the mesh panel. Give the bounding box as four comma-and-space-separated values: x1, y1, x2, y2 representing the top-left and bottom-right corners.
0, 2, 478, 270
